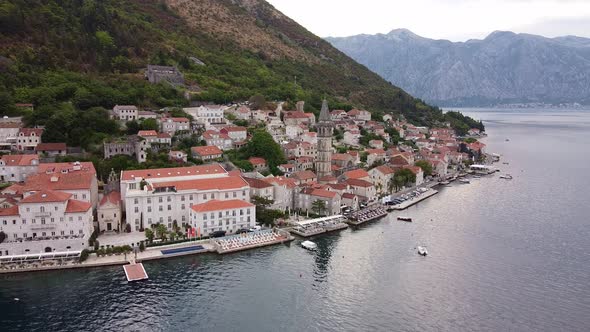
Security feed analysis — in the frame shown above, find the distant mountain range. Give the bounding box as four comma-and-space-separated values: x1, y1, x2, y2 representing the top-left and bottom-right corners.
326, 29, 590, 107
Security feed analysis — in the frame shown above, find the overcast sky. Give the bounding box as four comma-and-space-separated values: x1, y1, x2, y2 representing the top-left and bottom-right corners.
266, 0, 590, 41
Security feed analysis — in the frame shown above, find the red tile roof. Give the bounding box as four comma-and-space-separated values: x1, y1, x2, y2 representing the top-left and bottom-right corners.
374, 165, 395, 175
152, 175, 248, 191
344, 169, 369, 179
366, 149, 386, 155
20, 190, 72, 204
19, 128, 43, 136
221, 126, 247, 132
0, 206, 19, 216
121, 165, 226, 181
346, 178, 373, 188
244, 177, 273, 189
292, 170, 316, 181
99, 191, 121, 206
1, 154, 39, 166
248, 157, 266, 165
138, 130, 158, 137
35, 143, 66, 152
157, 133, 171, 139
191, 145, 223, 156
65, 199, 92, 213
309, 189, 336, 199
341, 193, 357, 199
262, 176, 297, 189
37, 162, 96, 175
23, 173, 95, 191
191, 199, 253, 212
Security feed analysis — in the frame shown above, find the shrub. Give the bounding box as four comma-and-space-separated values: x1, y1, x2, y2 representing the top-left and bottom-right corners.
79, 249, 90, 262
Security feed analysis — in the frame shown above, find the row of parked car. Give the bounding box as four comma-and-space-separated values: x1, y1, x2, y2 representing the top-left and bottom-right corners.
385, 187, 430, 205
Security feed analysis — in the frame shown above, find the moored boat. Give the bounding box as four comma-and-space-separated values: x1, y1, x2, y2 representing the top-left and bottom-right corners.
499, 174, 513, 179
417, 246, 428, 256
459, 179, 470, 184
397, 216, 412, 222
301, 240, 317, 251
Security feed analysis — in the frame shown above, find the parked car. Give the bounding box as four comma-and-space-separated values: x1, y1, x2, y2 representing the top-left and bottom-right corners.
210, 230, 226, 238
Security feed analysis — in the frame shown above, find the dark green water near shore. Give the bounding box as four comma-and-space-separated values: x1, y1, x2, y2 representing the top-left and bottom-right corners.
2, 109, 590, 331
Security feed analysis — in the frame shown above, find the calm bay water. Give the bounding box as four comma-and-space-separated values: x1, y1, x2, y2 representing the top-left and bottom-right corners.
2, 109, 590, 332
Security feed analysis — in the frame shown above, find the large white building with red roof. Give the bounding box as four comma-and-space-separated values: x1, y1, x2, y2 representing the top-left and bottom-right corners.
16, 128, 43, 151
190, 199, 255, 236
120, 164, 252, 232
0, 189, 94, 256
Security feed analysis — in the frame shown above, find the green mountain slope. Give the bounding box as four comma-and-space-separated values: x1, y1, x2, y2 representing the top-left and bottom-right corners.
0, 0, 470, 128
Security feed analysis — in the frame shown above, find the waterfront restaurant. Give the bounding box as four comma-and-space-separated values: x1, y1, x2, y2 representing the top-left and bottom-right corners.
290, 215, 348, 237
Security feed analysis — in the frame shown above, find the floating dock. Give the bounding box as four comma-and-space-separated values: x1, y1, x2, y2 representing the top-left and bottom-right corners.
346, 205, 388, 226
123, 263, 149, 282
391, 189, 438, 210
290, 215, 349, 237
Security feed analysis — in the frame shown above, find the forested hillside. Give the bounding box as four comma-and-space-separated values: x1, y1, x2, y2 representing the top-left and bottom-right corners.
0, 0, 477, 145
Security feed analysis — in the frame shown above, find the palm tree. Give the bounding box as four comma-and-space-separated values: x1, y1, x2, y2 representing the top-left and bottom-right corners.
155, 223, 168, 241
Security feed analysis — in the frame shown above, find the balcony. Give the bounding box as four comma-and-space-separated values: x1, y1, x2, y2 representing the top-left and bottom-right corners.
30, 224, 56, 230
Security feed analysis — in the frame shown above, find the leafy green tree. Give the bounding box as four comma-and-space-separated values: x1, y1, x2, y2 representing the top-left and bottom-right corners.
245, 130, 285, 171
415, 160, 433, 176
311, 200, 327, 216
155, 223, 167, 240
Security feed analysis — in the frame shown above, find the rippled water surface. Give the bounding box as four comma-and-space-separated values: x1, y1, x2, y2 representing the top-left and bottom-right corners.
1, 109, 590, 331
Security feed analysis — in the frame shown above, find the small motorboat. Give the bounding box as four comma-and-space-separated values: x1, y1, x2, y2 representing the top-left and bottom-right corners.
440, 181, 450, 185
301, 240, 317, 251
499, 174, 513, 180
397, 216, 412, 222
459, 179, 470, 184
417, 246, 428, 256
505, 138, 510, 142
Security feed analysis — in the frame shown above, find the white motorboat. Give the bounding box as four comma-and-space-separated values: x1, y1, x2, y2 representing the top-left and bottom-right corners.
499, 174, 513, 180
459, 179, 470, 184
397, 216, 412, 222
301, 240, 317, 251
417, 246, 428, 256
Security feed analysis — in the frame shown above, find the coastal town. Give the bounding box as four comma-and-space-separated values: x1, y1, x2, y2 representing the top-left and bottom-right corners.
0, 70, 489, 274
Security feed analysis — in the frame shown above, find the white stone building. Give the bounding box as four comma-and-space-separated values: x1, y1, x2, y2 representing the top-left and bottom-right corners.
0, 154, 39, 182
97, 191, 121, 232
189, 199, 255, 236
111, 105, 138, 121
0, 190, 93, 256
121, 165, 251, 232
16, 128, 43, 152
184, 105, 226, 126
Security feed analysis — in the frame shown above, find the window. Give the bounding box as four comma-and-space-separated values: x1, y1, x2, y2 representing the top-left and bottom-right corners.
218, 212, 222, 218
61, 231, 65, 236
69, 217, 73, 221
55, 206, 58, 211
182, 216, 186, 222
42, 232, 46, 237
181, 204, 185, 210
181, 195, 185, 201
70, 230, 74, 235
240, 209, 244, 216
167, 205, 171, 211
159, 197, 163, 203
167, 196, 171, 202
41, 218, 46, 225
203, 214, 207, 220
189, 194, 193, 200
79, 230, 83, 234
210, 213, 214, 219
148, 218, 152, 224
134, 198, 139, 204
247, 209, 251, 215
203, 194, 207, 200
78, 216, 82, 221
243, 190, 246, 196
225, 192, 229, 199
204, 221, 207, 227
83, 194, 87, 200
168, 216, 172, 222
233, 192, 237, 198
23, 233, 27, 238
22, 219, 26, 225
134, 207, 139, 213
51, 218, 54, 223
40, 206, 45, 213
159, 206, 163, 211
232, 210, 236, 216
247, 216, 251, 223
147, 206, 152, 212
51, 231, 55, 236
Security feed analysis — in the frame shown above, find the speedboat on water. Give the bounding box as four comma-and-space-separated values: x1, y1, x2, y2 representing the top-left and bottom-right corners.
397, 216, 412, 222
418, 246, 428, 256
301, 240, 317, 251
459, 179, 470, 184
499, 174, 513, 180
